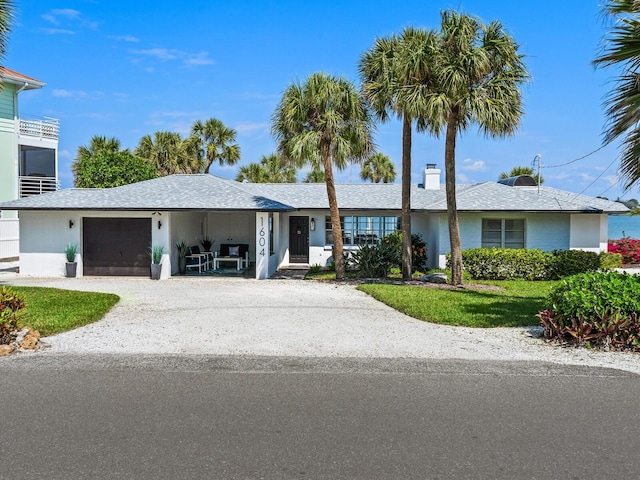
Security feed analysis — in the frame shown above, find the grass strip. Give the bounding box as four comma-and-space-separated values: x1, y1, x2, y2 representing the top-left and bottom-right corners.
357, 280, 556, 328
12, 286, 120, 336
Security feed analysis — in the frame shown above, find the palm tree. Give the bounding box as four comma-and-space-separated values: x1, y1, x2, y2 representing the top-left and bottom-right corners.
593, 1, 640, 190
360, 153, 396, 183
0, 0, 15, 72
72, 135, 123, 186
499, 166, 544, 184
360, 27, 438, 280
303, 166, 325, 183
426, 11, 529, 285
191, 118, 241, 174
272, 72, 373, 279
134, 131, 201, 175
236, 162, 269, 183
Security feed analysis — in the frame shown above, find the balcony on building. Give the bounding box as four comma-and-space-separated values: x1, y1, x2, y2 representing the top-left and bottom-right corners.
18, 116, 59, 198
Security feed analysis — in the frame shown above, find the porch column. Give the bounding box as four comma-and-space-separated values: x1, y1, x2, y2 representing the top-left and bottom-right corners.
255, 212, 270, 279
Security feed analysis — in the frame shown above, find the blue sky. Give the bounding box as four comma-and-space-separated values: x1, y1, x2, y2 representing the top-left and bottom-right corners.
7, 0, 638, 200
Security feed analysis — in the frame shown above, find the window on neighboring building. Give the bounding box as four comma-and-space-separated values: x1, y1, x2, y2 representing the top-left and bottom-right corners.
481, 219, 525, 248
325, 216, 400, 246
19, 146, 56, 177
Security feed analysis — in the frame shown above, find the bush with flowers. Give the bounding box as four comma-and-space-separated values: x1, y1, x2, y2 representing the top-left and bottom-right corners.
608, 237, 640, 265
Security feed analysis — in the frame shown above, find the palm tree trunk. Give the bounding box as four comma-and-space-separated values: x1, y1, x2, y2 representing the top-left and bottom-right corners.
401, 115, 413, 281
322, 141, 345, 279
445, 109, 463, 286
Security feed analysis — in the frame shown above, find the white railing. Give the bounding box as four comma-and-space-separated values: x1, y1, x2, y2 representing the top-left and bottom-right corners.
0, 218, 19, 260
19, 176, 59, 197
18, 117, 59, 140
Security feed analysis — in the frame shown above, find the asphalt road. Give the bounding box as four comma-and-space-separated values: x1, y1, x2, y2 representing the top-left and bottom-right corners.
1, 355, 639, 480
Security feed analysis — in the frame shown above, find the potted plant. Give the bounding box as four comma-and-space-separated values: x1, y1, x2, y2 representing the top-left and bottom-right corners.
64, 243, 78, 278
150, 244, 164, 280
176, 240, 189, 275
201, 236, 214, 252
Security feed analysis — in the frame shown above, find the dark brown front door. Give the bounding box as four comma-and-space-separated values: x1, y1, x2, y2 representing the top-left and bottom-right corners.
83, 218, 152, 276
289, 216, 309, 263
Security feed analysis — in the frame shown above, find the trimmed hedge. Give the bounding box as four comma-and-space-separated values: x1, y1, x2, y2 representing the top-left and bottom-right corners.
538, 271, 640, 350
447, 248, 610, 281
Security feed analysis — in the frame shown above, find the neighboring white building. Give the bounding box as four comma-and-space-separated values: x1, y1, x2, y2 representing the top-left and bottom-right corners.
0, 67, 59, 259
0, 166, 628, 279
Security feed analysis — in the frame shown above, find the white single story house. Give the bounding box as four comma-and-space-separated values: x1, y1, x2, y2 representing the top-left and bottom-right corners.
0, 165, 628, 279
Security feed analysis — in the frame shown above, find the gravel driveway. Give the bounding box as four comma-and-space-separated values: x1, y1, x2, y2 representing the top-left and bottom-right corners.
1, 272, 639, 374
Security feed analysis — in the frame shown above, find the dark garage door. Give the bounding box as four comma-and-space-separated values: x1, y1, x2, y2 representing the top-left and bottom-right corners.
83, 218, 151, 276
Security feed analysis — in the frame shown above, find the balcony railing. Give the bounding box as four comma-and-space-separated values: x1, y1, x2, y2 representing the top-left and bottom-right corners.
19, 176, 59, 198
18, 117, 59, 140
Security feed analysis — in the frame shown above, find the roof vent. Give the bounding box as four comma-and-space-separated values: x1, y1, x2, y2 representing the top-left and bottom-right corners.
497, 175, 537, 187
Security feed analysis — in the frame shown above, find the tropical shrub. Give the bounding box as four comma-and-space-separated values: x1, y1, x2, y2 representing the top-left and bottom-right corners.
599, 251, 622, 270
538, 271, 640, 350
545, 250, 600, 279
608, 238, 640, 265
380, 231, 428, 272
350, 241, 400, 278
0, 287, 26, 344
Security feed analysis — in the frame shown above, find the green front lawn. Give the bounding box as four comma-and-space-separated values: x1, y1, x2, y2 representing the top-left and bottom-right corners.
357, 280, 556, 328
12, 287, 120, 336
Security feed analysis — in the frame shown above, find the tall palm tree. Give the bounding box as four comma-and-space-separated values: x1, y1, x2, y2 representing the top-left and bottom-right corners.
191, 118, 240, 174
499, 166, 544, 184
236, 154, 297, 183
594, 1, 640, 190
360, 27, 439, 280
426, 11, 529, 285
272, 72, 373, 279
72, 135, 123, 186
360, 153, 396, 183
134, 131, 201, 176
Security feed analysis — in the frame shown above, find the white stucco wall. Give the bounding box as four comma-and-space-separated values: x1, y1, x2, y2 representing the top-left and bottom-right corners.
19, 210, 171, 278
570, 214, 608, 252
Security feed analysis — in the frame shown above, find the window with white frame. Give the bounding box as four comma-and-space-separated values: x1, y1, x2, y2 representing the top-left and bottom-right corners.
481, 219, 525, 248
325, 216, 400, 246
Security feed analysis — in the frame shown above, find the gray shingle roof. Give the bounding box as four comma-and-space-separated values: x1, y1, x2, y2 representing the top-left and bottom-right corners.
0, 174, 629, 214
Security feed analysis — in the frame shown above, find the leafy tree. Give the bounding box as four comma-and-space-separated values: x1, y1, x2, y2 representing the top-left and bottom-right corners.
73, 149, 157, 188
191, 118, 241, 174
594, 1, 640, 190
424, 11, 528, 285
236, 153, 297, 183
134, 131, 202, 175
360, 153, 397, 183
360, 27, 438, 280
72, 136, 124, 187
273, 72, 373, 279
499, 166, 544, 184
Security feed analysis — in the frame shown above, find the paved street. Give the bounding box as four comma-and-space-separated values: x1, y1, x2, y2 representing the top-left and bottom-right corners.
1, 355, 639, 480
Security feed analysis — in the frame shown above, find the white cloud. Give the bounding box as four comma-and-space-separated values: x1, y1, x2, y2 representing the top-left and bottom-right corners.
42, 28, 75, 35
235, 122, 270, 134
579, 172, 594, 182
458, 173, 470, 183
462, 158, 486, 171
131, 48, 213, 67
110, 34, 140, 43
604, 175, 619, 187
41, 9, 98, 31
52, 89, 88, 98
132, 48, 179, 61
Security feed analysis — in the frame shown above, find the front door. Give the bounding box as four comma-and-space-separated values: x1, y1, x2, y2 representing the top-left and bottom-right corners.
289, 216, 309, 263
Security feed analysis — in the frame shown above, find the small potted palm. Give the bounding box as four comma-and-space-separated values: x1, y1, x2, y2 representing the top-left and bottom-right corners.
201, 236, 214, 253
150, 244, 164, 280
64, 243, 78, 278
176, 240, 189, 275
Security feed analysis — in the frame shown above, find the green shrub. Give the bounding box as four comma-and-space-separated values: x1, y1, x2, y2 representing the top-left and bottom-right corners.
453, 248, 548, 280
308, 264, 321, 274
350, 241, 400, 278
599, 251, 622, 270
538, 272, 640, 350
545, 250, 600, 279
0, 287, 26, 344
380, 231, 428, 272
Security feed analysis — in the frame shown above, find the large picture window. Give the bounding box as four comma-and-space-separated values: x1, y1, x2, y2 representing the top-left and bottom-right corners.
482, 219, 525, 248
325, 216, 400, 246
